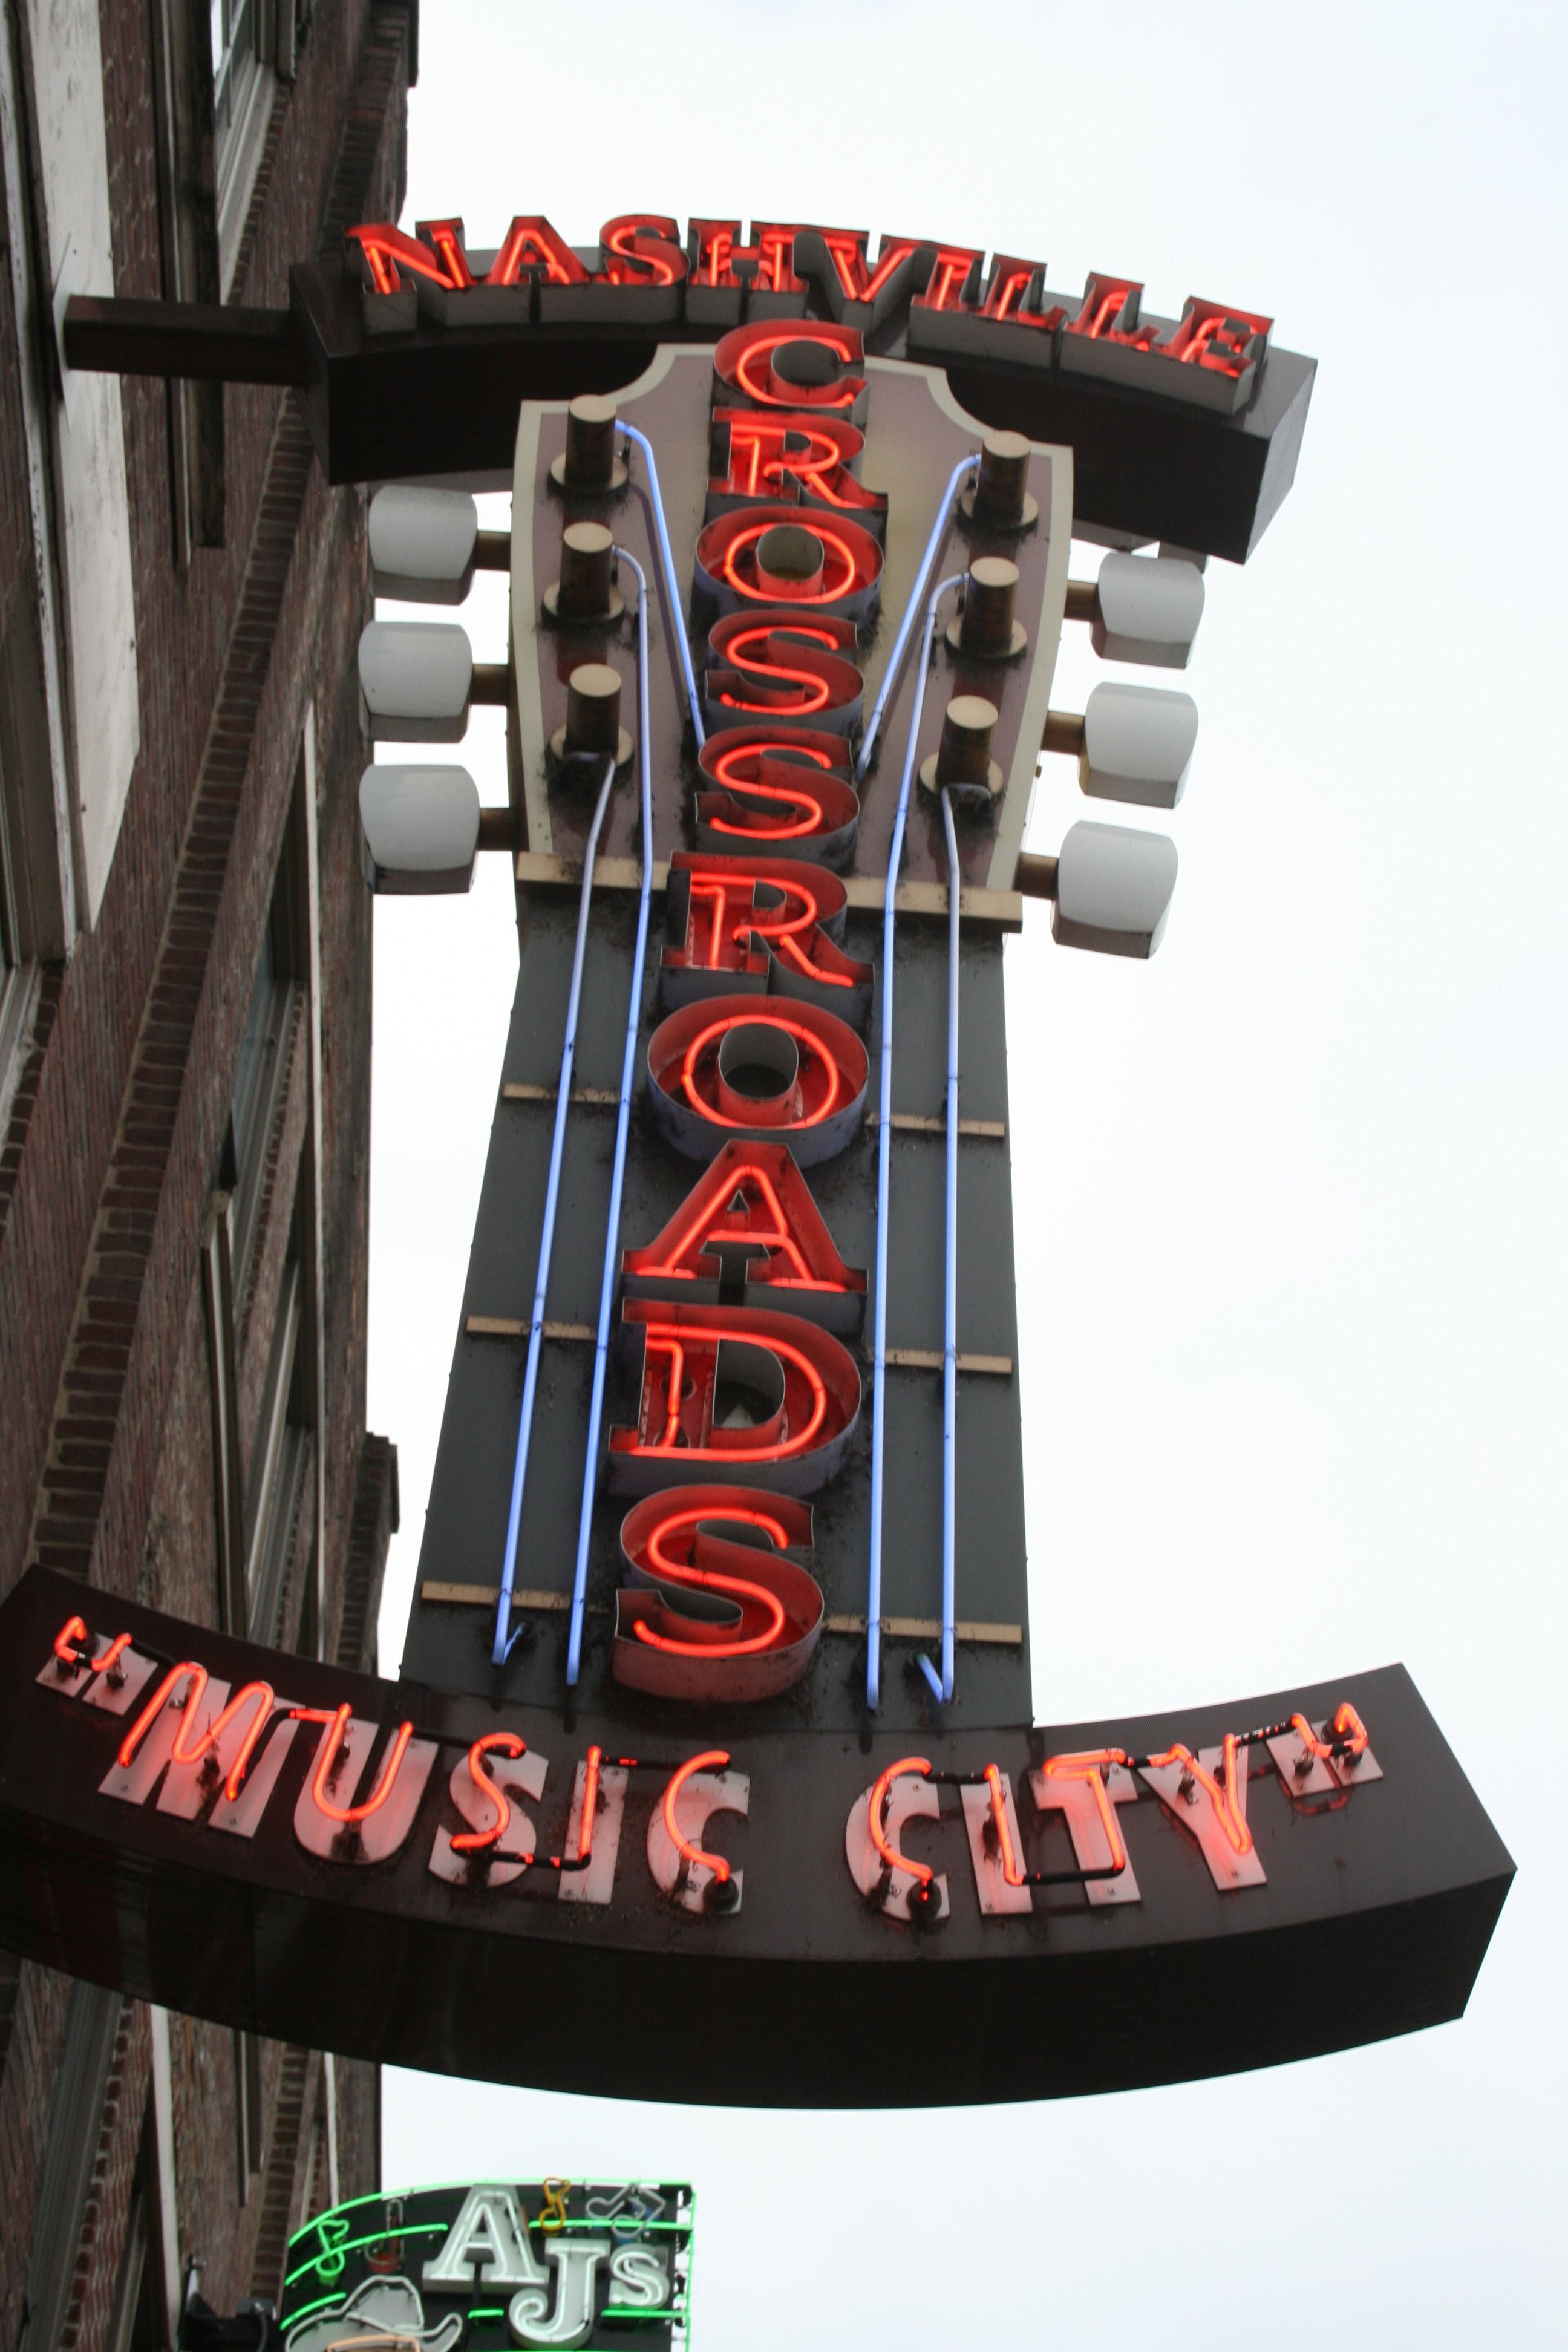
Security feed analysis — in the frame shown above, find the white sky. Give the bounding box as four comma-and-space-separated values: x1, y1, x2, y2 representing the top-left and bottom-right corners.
367, 5, 1566, 2342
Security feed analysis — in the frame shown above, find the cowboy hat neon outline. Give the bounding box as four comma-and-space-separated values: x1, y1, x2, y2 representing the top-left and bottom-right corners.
285, 2276, 464, 2352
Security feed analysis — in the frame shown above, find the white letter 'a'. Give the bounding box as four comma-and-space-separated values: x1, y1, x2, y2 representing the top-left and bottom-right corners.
423, 2187, 547, 2288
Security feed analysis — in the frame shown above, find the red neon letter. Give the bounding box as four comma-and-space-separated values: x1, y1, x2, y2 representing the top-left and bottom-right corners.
613, 1485, 823, 1701
119, 1664, 276, 1803
450, 1731, 528, 1853
486, 215, 587, 288
713, 321, 867, 414
704, 614, 864, 734
599, 213, 687, 287
1063, 273, 1157, 349
1138, 1736, 1266, 1890
694, 728, 860, 857
345, 221, 456, 295
645, 995, 869, 1163
793, 227, 933, 327
688, 220, 805, 301
609, 1299, 860, 1492
695, 506, 883, 616
661, 854, 871, 1010
710, 410, 886, 526
1159, 296, 1272, 379
622, 1138, 865, 1318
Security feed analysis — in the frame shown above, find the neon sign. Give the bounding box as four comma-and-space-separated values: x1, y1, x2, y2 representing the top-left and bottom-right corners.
344, 216, 1273, 416
32, 208, 1512, 2113
277, 2180, 694, 2352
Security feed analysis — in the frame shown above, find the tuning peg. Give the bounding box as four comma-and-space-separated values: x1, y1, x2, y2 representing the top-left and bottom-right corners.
368, 485, 510, 604
359, 766, 480, 894
358, 621, 475, 743
1080, 683, 1198, 808
1091, 550, 1204, 668
1052, 820, 1178, 958
368, 486, 479, 604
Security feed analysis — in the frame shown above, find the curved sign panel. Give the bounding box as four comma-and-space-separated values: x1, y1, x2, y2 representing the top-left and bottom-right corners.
0, 1570, 1511, 2105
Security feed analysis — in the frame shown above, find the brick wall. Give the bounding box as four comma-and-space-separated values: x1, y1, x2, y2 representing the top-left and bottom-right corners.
0, 5, 413, 2341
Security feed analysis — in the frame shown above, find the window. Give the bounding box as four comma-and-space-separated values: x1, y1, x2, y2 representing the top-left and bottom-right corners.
203, 775, 321, 1648
105, 2109, 175, 2352
211, 2, 310, 293
19, 1984, 123, 2352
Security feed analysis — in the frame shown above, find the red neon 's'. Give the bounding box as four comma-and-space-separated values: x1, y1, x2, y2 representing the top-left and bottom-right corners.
662, 1750, 734, 1884
117, 1665, 276, 1803
707, 739, 837, 840
599, 214, 685, 287
1043, 1748, 1132, 1875
711, 622, 854, 718
449, 1731, 527, 1854
636, 1319, 828, 1461
303, 1702, 416, 1825
868, 1756, 935, 1886
631, 1502, 792, 1657
680, 1014, 840, 1128
984, 1763, 1026, 1887
578, 1744, 603, 1861
1331, 1702, 1370, 1757
1145, 1737, 1252, 1856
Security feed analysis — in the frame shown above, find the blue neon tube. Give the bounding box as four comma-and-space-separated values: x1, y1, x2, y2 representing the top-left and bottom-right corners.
618, 421, 704, 748
566, 547, 655, 1685
491, 752, 619, 1667
866, 570, 966, 1712
916, 783, 962, 1707
856, 453, 976, 782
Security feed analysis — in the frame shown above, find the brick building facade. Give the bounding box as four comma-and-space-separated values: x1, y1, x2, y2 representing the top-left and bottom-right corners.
0, 5, 414, 2344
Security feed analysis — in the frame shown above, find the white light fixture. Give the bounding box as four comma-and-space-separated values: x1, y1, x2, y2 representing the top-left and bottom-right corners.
368, 485, 479, 604
1093, 550, 1205, 668
358, 621, 474, 743
1080, 682, 1199, 808
359, 765, 480, 895
1053, 820, 1178, 958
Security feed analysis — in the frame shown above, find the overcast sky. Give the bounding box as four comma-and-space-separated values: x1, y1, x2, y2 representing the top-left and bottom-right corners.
366, 5, 1565, 2342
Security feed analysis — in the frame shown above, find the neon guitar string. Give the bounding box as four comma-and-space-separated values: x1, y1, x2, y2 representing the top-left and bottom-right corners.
915, 782, 962, 1708
619, 421, 704, 746
490, 754, 619, 1667
567, 549, 655, 1685
866, 573, 966, 1710
855, 452, 976, 779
